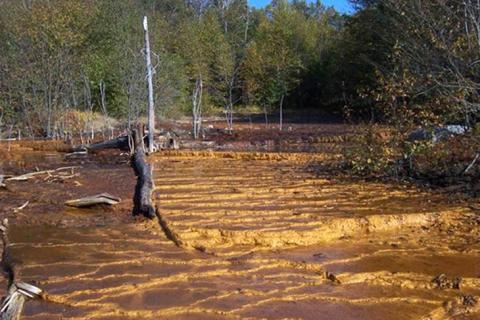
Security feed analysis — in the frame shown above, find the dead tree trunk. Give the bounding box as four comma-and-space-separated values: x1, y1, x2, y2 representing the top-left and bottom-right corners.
131, 124, 156, 219
130, 125, 186, 246
143, 16, 155, 154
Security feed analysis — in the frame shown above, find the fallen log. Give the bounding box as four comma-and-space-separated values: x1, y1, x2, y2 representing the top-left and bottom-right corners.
65, 193, 121, 208
131, 125, 156, 219
6, 166, 80, 182
73, 136, 129, 152
0, 219, 43, 320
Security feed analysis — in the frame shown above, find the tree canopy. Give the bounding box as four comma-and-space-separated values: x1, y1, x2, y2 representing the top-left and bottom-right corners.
0, 0, 479, 136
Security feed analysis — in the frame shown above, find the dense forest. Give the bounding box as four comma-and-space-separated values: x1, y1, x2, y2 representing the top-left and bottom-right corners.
1, 0, 479, 176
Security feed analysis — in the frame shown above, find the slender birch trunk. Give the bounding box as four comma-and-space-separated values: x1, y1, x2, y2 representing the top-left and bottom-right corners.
192, 76, 203, 140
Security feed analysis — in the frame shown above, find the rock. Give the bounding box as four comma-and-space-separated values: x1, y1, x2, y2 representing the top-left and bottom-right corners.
445, 125, 468, 134
462, 295, 478, 307
432, 274, 461, 289
407, 125, 469, 143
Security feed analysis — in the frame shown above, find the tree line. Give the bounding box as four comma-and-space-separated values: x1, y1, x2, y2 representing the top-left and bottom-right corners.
345, 0, 480, 177
0, 0, 479, 139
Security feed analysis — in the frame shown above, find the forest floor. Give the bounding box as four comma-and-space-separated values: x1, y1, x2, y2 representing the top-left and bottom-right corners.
0, 119, 479, 320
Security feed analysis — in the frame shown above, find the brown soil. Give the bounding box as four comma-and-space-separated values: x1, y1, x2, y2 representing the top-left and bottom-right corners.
0, 124, 479, 320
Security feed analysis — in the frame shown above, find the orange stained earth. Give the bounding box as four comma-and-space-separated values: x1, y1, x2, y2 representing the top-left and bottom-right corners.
0, 137, 479, 320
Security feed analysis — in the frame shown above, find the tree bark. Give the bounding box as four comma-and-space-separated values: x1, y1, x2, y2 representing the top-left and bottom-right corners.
131, 124, 156, 219
143, 16, 155, 154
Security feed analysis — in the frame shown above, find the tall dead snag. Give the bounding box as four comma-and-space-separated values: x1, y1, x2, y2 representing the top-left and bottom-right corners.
143, 16, 155, 154
131, 125, 156, 219
0, 220, 43, 320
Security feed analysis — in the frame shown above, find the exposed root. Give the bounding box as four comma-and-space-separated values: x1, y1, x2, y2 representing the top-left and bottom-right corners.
154, 207, 212, 254
155, 207, 184, 248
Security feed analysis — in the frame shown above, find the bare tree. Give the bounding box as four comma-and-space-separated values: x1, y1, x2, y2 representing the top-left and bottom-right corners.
218, 0, 250, 133
99, 80, 113, 139
83, 75, 94, 143
192, 76, 203, 139
143, 16, 155, 153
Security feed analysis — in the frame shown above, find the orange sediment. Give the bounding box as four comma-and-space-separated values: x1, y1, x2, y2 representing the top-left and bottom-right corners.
0, 145, 478, 319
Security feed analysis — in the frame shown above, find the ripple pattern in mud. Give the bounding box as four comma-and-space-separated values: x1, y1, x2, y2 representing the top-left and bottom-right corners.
152, 154, 469, 250
2, 151, 479, 319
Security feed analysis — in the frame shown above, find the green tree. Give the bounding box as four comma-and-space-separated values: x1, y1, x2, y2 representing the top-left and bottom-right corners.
0, 0, 93, 136
244, 0, 319, 129
175, 8, 233, 137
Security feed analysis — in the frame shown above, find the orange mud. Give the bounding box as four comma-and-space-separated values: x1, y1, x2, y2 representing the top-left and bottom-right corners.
0, 139, 479, 320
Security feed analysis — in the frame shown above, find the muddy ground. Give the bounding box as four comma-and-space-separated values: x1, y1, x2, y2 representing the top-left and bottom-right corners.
0, 121, 479, 320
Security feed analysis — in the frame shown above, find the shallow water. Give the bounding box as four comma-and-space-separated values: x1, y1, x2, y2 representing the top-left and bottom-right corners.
0, 142, 479, 319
